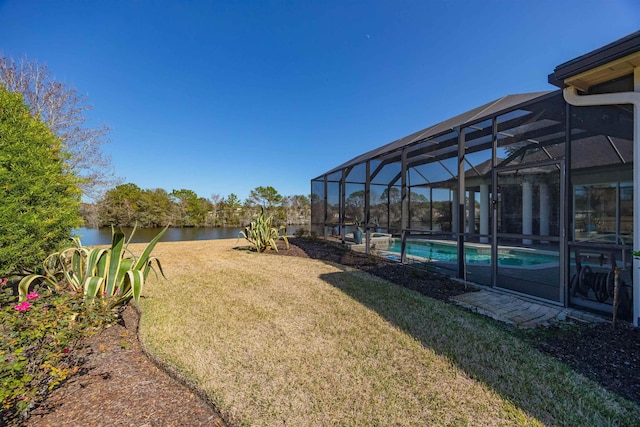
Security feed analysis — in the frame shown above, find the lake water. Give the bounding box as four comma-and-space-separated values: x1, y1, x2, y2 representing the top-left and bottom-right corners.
73, 227, 243, 246
73, 226, 306, 246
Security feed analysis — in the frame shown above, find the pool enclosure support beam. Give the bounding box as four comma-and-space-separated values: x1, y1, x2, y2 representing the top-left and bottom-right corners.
340, 169, 347, 242
452, 188, 459, 235
562, 105, 571, 306
467, 191, 476, 234
522, 181, 533, 245
480, 184, 490, 243
387, 184, 392, 231
365, 160, 371, 254
457, 128, 466, 279
491, 117, 499, 287
559, 160, 567, 305
400, 148, 408, 263
539, 183, 550, 238
323, 177, 328, 240
430, 187, 434, 231
563, 68, 640, 327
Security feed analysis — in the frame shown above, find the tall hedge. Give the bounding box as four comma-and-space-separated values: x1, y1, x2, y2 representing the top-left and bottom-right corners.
0, 86, 81, 275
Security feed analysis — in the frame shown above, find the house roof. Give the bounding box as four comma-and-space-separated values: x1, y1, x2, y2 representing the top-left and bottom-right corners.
548, 30, 640, 90
315, 91, 554, 179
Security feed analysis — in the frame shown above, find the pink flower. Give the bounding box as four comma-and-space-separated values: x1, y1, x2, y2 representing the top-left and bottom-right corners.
63, 348, 70, 354
14, 301, 31, 312
1, 278, 7, 285
26, 292, 39, 300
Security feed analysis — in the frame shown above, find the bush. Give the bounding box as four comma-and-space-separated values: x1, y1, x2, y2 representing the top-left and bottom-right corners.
0, 225, 166, 424
240, 207, 289, 253
0, 87, 81, 276
0, 278, 116, 424
18, 225, 168, 308
294, 228, 308, 238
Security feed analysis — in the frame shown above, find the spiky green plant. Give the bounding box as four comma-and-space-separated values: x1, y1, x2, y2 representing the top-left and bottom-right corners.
18, 225, 168, 307
240, 207, 289, 253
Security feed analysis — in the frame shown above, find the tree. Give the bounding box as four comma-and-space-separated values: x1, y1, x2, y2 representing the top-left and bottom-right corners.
0, 87, 82, 275
381, 187, 402, 225
381, 187, 401, 205
209, 193, 223, 226
97, 183, 143, 226
222, 193, 243, 226
170, 189, 198, 226
79, 203, 100, 228
345, 190, 365, 222
248, 186, 283, 209
170, 189, 212, 227
247, 186, 285, 224
409, 190, 431, 226
284, 194, 310, 224
138, 188, 173, 227
0, 56, 118, 200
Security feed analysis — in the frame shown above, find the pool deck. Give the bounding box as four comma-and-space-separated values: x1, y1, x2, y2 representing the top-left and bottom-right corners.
451, 287, 606, 328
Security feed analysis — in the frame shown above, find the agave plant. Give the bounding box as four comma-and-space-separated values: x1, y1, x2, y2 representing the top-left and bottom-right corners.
18, 225, 168, 307
240, 207, 289, 253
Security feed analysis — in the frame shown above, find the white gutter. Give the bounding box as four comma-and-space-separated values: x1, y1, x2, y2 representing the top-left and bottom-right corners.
563, 85, 640, 108
563, 67, 640, 327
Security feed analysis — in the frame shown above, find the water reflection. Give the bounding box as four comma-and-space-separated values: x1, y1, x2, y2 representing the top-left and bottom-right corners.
73, 227, 240, 245
73, 226, 304, 246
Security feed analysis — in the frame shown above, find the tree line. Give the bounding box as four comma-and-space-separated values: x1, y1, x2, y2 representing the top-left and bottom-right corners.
80, 184, 311, 228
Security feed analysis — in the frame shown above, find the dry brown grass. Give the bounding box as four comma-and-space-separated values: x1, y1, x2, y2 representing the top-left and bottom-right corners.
133, 239, 640, 426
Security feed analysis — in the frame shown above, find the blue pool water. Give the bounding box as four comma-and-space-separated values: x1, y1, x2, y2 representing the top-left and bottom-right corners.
388, 240, 559, 267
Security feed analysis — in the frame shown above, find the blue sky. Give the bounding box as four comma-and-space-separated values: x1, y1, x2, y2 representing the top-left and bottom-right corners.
1, 1, 638, 202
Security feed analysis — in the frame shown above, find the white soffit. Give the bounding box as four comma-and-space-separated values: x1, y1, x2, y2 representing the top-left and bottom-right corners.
564, 51, 640, 91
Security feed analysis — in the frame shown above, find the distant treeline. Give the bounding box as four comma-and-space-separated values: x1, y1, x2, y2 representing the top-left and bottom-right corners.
80, 184, 311, 228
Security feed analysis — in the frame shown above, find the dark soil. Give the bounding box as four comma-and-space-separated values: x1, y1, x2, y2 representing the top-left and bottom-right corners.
279, 238, 640, 406
527, 320, 640, 404
24, 306, 226, 427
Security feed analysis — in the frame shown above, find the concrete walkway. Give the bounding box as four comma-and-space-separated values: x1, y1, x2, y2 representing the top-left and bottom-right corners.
452, 289, 606, 328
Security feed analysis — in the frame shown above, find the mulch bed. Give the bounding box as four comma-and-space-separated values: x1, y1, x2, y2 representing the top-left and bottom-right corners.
24, 306, 226, 427
20, 237, 640, 426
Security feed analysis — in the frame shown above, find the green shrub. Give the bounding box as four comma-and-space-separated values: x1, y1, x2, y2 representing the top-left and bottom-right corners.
18, 225, 167, 308
294, 228, 308, 238
0, 87, 82, 277
240, 208, 289, 253
1, 278, 116, 424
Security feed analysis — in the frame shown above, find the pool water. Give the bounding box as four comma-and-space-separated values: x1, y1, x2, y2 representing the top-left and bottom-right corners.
388, 240, 559, 267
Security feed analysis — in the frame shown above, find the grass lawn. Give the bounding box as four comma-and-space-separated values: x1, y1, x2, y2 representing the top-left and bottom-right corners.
136, 239, 640, 426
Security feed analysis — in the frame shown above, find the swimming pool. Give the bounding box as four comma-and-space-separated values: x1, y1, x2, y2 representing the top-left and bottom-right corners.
387, 240, 559, 267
